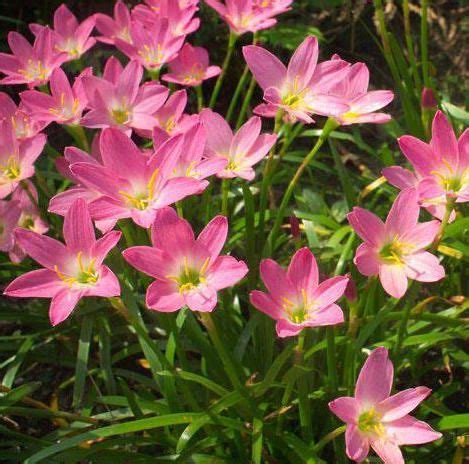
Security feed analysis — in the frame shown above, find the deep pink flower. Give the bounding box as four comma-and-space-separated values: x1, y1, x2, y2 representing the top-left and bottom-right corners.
69, 128, 203, 229
250, 247, 348, 337
421, 87, 438, 109
329, 347, 441, 463
162, 44, 221, 87
21, 67, 90, 126
0, 199, 21, 257
0, 119, 46, 199
123, 207, 248, 312
0, 28, 67, 88
347, 189, 445, 298
383, 111, 468, 221
30, 4, 96, 61
243, 36, 350, 123
95, 1, 133, 45
205, 0, 289, 35
80, 60, 169, 133
4, 199, 121, 326
200, 109, 276, 180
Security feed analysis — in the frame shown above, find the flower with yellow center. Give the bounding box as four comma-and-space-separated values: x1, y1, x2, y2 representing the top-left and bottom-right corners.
166, 256, 210, 294
0, 156, 21, 183
55, 251, 99, 287
119, 169, 159, 211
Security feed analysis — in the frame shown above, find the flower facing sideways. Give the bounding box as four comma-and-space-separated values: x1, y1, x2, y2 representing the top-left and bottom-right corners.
347, 189, 445, 298
123, 208, 248, 312
250, 247, 348, 337
329, 347, 441, 463
4, 199, 121, 326
95, 1, 133, 45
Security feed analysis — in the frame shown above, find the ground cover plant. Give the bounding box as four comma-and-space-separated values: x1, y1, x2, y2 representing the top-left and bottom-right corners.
0, 0, 467, 462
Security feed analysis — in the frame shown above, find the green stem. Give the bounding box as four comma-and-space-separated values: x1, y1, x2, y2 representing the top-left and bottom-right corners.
265, 117, 339, 254
295, 332, 312, 440
221, 179, 230, 216
195, 85, 204, 111
209, 32, 237, 109
65, 124, 90, 152
432, 197, 455, 249
420, 0, 431, 136
402, 0, 422, 93
314, 425, 346, 452
326, 327, 338, 395
392, 283, 417, 359
235, 74, 256, 129
176, 201, 184, 218
148, 68, 160, 81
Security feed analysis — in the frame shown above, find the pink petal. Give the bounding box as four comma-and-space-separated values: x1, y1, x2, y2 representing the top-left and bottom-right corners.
399, 221, 440, 249
250, 290, 283, 319
206, 255, 248, 290
379, 263, 408, 298
63, 198, 96, 254
370, 439, 404, 464
311, 276, 348, 308
404, 251, 445, 283
242, 45, 286, 91
385, 415, 442, 445
154, 177, 202, 208
4, 269, 60, 298
287, 247, 319, 295
259, 258, 296, 302
49, 288, 83, 326
151, 207, 194, 251
351, 90, 394, 113
116, 60, 143, 103
122, 246, 168, 279
48, 187, 100, 216
199, 109, 233, 155
378, 387, 431, 422
286, 36, 318, 91
385, 189, 419, 236
87, 265, 120, 297
276, 319, 303, 338
347, 207, 385, 246
196, 215, 227, 261
231, 116, 261, 157
91, 230, 121, 266
309, 303, 344, 327
328, 396, 360, 423
398, 135, 438, 177
382, 166, 418, 190
458, 128, 469, 167
430, 110, 458, 167
354, 242, 380, 277
184, 284, 218, 312
146, 279, 183, 312
345, 425, 370, 463
71, 163, 122, 198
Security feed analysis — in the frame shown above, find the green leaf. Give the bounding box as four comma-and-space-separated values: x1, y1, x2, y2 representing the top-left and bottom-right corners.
437, 414, 469, 430
73, 314, 94, 408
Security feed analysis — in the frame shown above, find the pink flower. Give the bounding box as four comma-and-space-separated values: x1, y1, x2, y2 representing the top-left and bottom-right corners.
205, 0, 289, 35
383, 111, 468, 221
4, 199, 121, 326
253, 0, 293, 14
200, 109, 276, 180
123, 207, 248, 312
421, 87, 437, 109
20, 67, 90, 126
243, 36, 350, 123
347, 189, 445, 299
327, 60, 394, 125
162, 44, 221, 87
0, 199, 21, 257
329, 347, 442, 463
95, 1, 133, 45
0, 28, 67, 88
115, 19, 185, 72
80, 60, 169, 133
250, 247, 348, 337
0, 119, 46, 199
30, 4, 96, 62
69, 128, 203, 230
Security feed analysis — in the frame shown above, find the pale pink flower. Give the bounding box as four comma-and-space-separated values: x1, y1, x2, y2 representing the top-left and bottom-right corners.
243, 36, 350, 123
80, 60, 169, 133
0, 119, 46, 199
20, 67, 90, 126
115, 19, 185, 72
162, 44, 221, 87
383, 111, 468, 221
123, 207, 248, 312
329, 347, 442, 464
347, 189, 445, 299
95, 1, 133, 45
0, 199, 21, 257
69, 128, 203, 230
0, 28, 67, 88
250, 247, 348, 337
205, 0, 289, 35
200, 109, 276, 180
30, 4, 96, 62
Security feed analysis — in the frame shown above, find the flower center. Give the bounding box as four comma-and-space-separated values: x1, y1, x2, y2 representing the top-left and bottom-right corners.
379, 238, 414, 265
358, 408, 386, 437
183, 63, 204, 83
342, 111, 360, 121
431, 160, 468, 195
119, 169, 159, 211
19, 215, 35, 230
55, 252, 99, 287
19, 59, 50, 82
138, 44, 164, 69
281, 289, 311, 324
166, 256, 210, 294
0, 156, 21, 181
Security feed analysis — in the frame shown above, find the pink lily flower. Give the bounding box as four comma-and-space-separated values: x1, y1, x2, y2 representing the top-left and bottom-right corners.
253, 0, 293, 14
30, 4, 96, 62
95, 1, 133, 45
383, 111, 468, 221
329, 347, 442, 463
162, 44, 221, 87
0, 199, 21, 258
327, 60, 394, 125
205, 0, 289, 35
0, 119, 46, 199
123, 207, 248, 312
0, 92, 48, 141
200, 109, 276, 180
69, 128, 202, 229
0, 28, 67, 88
250, 247, 348, 337
347, 189, 445, 299
115, 19, 185, 73
80, 60, 169, 133
4, 199, 121, 326
243, 36, 350, 123
20, 67, 90, 126
132, 0, 200, 38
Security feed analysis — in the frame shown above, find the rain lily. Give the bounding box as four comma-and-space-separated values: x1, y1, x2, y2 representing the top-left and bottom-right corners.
21, 67, 90, 126
200, 109, 276, 180
243, 36, 350, 123
4, 199, 121, 326
123, 207, 248, 312
0, 28, 67, 88
205, 0, 289, 35
329, 347, 441, 463
95, 0, 133, 45
327, 60, 394, 125
0, 199, 21, 258
80, 60, 169, 133
421, 87, 438, 109
30, 4, 96, 61
253, 0, 293, 14
250, 247, 348, 337
383, 111, 468, 220
162, 44, 221, 87
69, 128, 202, 229
0, 119, 46, 199
347, 189, 445, 298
